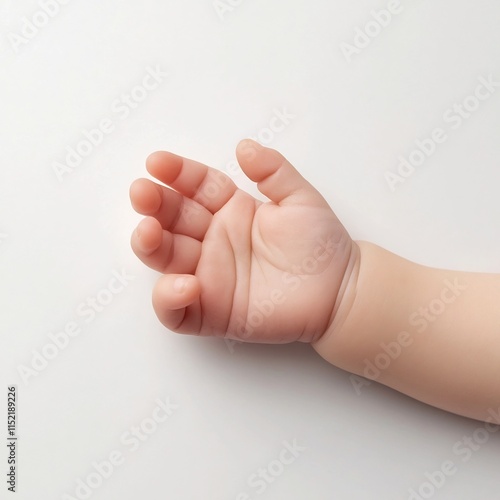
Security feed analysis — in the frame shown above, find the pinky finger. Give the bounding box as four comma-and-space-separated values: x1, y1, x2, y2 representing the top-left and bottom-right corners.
152, 274, 201, 333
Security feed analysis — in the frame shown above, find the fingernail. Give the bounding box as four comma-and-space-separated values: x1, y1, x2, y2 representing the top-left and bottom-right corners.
174, 277, 188, 293
249, 139, 264, 151
135, 227, 148, 253
239, 139, 261, 160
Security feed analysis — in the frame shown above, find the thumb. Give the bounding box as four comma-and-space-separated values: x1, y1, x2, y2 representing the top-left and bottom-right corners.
152, 274, 201, 333
236, 139, 328, 207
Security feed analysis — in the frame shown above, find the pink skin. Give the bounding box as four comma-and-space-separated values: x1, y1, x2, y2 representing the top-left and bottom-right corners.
129, 139, 500, 423
129, 139, 354, 344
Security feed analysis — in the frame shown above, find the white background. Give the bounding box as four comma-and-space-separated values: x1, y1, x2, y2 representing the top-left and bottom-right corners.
1, 1, 500, 499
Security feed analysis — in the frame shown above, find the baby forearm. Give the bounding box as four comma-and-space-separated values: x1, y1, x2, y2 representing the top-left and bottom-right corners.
313, 241, 500, 424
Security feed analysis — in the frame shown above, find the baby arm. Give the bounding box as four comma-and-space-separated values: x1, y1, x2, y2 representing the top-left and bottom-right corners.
313, 242, 500, 424
130, 140, 500, 424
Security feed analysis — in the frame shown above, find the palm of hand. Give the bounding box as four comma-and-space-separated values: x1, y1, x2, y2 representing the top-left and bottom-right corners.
130, 140, 353, 344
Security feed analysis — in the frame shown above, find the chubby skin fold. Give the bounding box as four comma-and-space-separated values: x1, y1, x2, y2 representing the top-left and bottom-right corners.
130, 139, 500, 425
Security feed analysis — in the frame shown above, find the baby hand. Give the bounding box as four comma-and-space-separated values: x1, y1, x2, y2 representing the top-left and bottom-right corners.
130, 140, 356, 344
